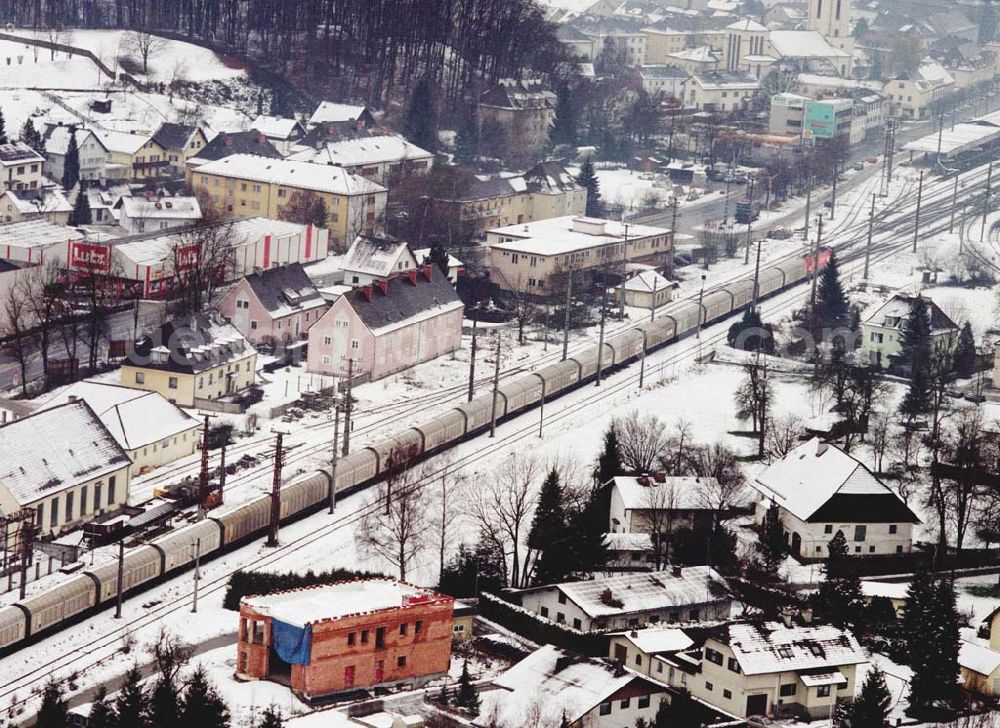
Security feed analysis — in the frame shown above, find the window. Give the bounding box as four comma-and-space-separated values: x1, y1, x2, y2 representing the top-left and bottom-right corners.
168, 376, 178, 389
818, 685, 832, 698
540, 606, 549, 617
780, 683, 797, 697
620, 698, 631, 709
36, 502, 44, 528
896, 545, 904, 553
889, 524, 898, 534
704, 648, 723, 665
81, 485, 88, 515
689, 609, 700, 621
415, 620, 422, 634
558, 592, 567, 605
351, 339, 359, 350
573, 618, 582, 630
869, 545, 876, 553
361, 630, 369, 644
723, 689, 732, 699
109, 476, 116, 504
324, 336, 332, 345
397, 656, 406, 667
278, 188, 287, 198
635, 654, 642, 666
555, 612, 565, 624
375, 627, 385, 648
727, 658, 740, 673
854, 524, 867, 542
49, 497, 58, 527
135, 372, 145, 384
399, 623, 408, 636
348, 632, 356, 645
94, 484, 102, 512
824, 524, 833, 534
65, 491, 74, 521
777, 646, 793, 659
638, 695, 650, 709
599, 703, 612, 716
705, 682, 713, 691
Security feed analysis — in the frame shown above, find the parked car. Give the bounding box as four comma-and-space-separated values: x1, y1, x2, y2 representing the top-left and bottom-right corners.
867, 156, 879, 164
853, 162, 865, 171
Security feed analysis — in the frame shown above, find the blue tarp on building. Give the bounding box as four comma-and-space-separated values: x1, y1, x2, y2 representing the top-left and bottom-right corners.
271, 620, 312, 665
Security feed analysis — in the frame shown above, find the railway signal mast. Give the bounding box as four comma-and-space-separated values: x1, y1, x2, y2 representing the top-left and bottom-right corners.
880, 119, 897, 198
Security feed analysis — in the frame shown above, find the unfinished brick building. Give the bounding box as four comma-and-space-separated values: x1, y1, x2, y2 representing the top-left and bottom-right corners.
237, 579, 454, 701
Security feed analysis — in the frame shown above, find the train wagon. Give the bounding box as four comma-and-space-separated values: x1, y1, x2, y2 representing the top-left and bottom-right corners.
0, 606, 27, 649
20, 574, 96, 634
87, 546, 162, 603
215, 496, 272, 545
150, 520, 223, 571
415, 409, 467, 452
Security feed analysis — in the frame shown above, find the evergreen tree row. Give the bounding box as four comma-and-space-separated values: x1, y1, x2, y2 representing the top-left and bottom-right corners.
223, 568, 382, 610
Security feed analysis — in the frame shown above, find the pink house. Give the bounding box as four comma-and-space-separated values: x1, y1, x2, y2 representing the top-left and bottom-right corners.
219, 263, 327, 346
307, 265, 463, 381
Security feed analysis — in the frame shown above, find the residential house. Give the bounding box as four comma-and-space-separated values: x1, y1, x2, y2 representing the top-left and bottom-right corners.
556, 24, 599, 60
514, 567, 732, 632
288, 134, 433, 186
184, 130, 282, 180
478, 79, 557, 161
685, 71, 760, 112
0, 400, 131, 537
115, 195, 202, 234
665, 620, 867, 719
86, 187, 127, 224
486, 216, 672, 296
959, 642, 1000, 698
0, 142, 44, 192
859, 293, 960, 370
451, 600, 477, 644
475, 645, 680, 728
39, 381, 200, 476
218, 263, 327, 346
860, 581, 908, 617
190, 154, 387, 247
750, 438, 921, 559
307, 102, 378, 129
250, 115, 307, 155
306, 265, 463, 381
605, 532, 656, 567
608, 473, 719, 534
637, 65, 689, 99
152, 123, 209, 177
667, 46, 720, 75
42, 125, 108, 184
412, 247, 464, 284
642, 27, 690, 65
238, 579, 453, 701
121, 316, 257, 407
341, 235, 418, 286
97, 129, 168, 181
0, 187, 73, 225
0, 395, 34, 425
884, 60, 956, 120
608, 626, 695, 678
617, 270, 673, 310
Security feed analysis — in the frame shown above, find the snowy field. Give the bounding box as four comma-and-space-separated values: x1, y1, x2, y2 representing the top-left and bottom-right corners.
0, 39, 105, 88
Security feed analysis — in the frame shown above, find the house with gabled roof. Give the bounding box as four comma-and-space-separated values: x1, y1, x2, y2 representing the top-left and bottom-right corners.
859, 293, 960, 370
478, 79, 557, 160
218, 263, 327, 346
662, 620, 867, 719
185, 130, 282, 180
608, 626, 695, 679
0, 400, 132, 537
751, 438, 920, 560
307, 101, 378, 129
306, 264, 462, 381
152, 123, 209, 177
0, 141, 45, 193
341, 235, 418, 286
115, 194, 202, 234
608, 473, 721, 535
288, 134, 433, 185
251, 115, 307, 155
42, 125, 108, 184
515, 567, 732, 632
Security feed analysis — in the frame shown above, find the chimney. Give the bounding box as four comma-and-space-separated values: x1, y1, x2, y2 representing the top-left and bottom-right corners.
421, 264, 434, 281
800, 607, 813, 625
654, 472, 666, 483
375, 278, 389, 296
638, 474, 649, 486
816, 441, 829, 456
361, 285, 373, 301
407, 269, 417, 286
780, 609, 794, 628
258, 133, 266, 144
671, 565, 682, 578
224, 135, 234, 147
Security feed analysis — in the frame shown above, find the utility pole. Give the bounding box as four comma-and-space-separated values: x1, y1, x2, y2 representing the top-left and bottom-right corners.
982, 159, 994, 242
696, 274, 706, 362
936, 112, 944, 166
538, 381, 545, 438
191, 538, 201, 613
751, 233, 764, 311
467, 318, 477, 402
562, 271, 572, 361
650, 275, 657, 323
913, 170, 924, 253
803, 176, 814, 234
267, 431, 284, 547
489, 333, 501, 438
830, 159, 838, 219
618, 222, 628, 319
217, 443, 227, 505
949, 174, 960, 233
18, 521, 33, 600
880, 119, 896, 197
667, 197, 679, 280
341, 358, 353, 456
596, 272, 609, 387
329, 399, 340, 514
638, 334, 647, 389
810, 215, 823, 312
864, 193, 876, 282
743, 175, 755, 265
197, 414, 215, 521
114, 539, 124, 619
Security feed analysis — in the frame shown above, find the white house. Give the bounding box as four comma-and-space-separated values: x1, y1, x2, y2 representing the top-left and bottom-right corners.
608, 626, 695, 679
751, 438, 920, 559
115, 195, 202, 234
341, 235, 418, 286
685, 71, 760, 112
665, 620, 868, 719
859, 293, 960, 370
250, 115, 307, 155
43, 126, 108, 184
288, 134, 433, 186
476, 645, 674, 728
884, 60, 956, 120
608, 473, 720, 534
515, 567, 731, 632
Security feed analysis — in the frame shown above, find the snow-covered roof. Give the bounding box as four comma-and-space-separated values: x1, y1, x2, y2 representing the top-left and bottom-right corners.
194, 154, 386, 196
412, 247, 463, 270
918, 59, 955, 87
251, 115, 305, 140
713, 621, 867, 676
342, 235, 413, 278
861, 581, 909, 601
242, 578, 450, 628
528, 567, 729, 619
769, 30, 850, 59
612, 627, 693, 654
604, 532, 654, 551
862, 294, 958, 334
691, 70, 760, 90
752, 438, 919, 524
489, 216, 669, 257
610, 473, 717, 510
669, 45, 718, 64
127, 314, 255, 375
95, 129, 157, 155
0, 141, 44, 166
117, 195, 202, 221
309, 102, 370, 126
39, 381, 199, 450
289, 134, 432, 168
624, 270, 671, 294
959, 641, 1000, 676
476, 645, 666, 728
0, 218, 78, 250
727, 17, 767, 31
0, 188, 72, 215
43, 126, 104, 156
0, 400, 131, 506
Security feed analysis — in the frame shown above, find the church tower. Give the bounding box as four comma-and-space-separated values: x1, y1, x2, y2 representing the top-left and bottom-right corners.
807, 0, 852, 42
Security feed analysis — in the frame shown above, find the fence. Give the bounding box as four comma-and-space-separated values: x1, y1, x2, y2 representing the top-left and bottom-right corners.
194, 397, 244, 414
478, 592, 609, 657
0, 30, 140, 86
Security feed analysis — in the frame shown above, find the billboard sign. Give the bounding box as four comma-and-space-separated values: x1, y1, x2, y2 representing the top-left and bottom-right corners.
69, 241, 111, 272
803, 102, 836, 140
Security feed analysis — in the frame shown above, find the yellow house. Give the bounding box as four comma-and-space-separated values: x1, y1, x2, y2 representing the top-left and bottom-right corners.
190, 153, 387, 248
959, 641, 1000, 697
0, 400, 132, 538
121, 315, 257, 408
152, 123, 210, 177
96, 129, 169, 181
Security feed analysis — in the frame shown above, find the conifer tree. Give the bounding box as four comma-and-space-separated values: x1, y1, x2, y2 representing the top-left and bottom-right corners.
36, 681, 68, 728
852, 666, 892, 728
423, 244, 450, 277
568, 487, 610, 573
453, 107, 479, 164
150, 678, 181, 728
455, 660, 480, 716
257, 706, 283, 728
549, 85, 579, 150
928, 579, 961, 706
594, 424, 623, 483
816, 252, 849, 331
812, 530, 864, 628
953, 321, 976, 378
756, 500, 786, 577
0, 109, 7, 145
21, 117, 42, 151
437, 680, 450, 705
529, 468, 571, 584
70, 188, 93, 226
404, 77, 436, 152
115, 665, 150, 728
180, 667, 230, 728
899, 297, 933, 416
87, 687, 114, 728
63, 128, 81, 192
577, 159, 603, 218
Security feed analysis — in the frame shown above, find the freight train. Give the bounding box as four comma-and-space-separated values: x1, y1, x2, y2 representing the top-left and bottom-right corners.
0, 247, 830, 653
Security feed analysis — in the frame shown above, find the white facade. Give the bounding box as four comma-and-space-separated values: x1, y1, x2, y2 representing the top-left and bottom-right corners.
44, 128, 107, 184
806, 0, 851, 47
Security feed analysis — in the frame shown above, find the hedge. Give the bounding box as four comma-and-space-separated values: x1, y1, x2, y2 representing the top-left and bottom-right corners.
223, 568, 385, 610
478, 592, 609, 657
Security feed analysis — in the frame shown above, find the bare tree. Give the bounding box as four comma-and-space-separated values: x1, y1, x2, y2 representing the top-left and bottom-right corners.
867, 413, 892, 473
1, 274, 34, 396
431, 456, 465, 580
356, 450, 430, 581
661, 419, 694, 475
691, 443, 747, 524
642, 479, 680, 569
171, 220, 240, 314
734, 353, 772, 456
943, 406, 991, 551
467, 453, 541, 588
148, 627, 193, 685
126, 30, 167, 74
615, 411, 668, 473
506, 280, 538, 345
765, 414, 802, 462
22, 260, 65, 380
